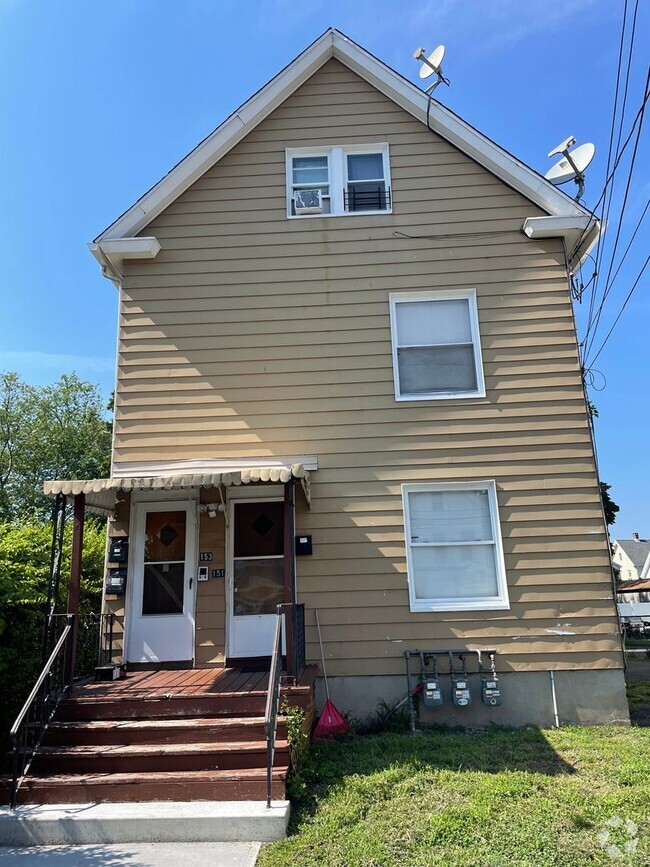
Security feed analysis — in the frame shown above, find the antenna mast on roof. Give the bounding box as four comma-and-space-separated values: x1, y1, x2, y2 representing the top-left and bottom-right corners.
413, 44, 450, 94
544, 136, 596, 201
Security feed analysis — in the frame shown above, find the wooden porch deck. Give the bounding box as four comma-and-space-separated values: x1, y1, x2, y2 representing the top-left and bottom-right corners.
3, 665, 318, 805
70, 664, 318, 700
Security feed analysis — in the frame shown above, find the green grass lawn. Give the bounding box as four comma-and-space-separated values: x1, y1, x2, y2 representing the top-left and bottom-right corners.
258, 725, 650, 867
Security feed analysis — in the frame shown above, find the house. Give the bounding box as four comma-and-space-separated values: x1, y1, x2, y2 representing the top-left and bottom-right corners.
613, 536, 650, 626
6, 28, 630, 810
612, 535, 650, 583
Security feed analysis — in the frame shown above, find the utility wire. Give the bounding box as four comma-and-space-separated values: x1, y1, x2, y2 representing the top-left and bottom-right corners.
601, 198, 648, 298
584, 0, 629, 340
582, 67, 650, 358
586, 254, 649, 368
567, 69, 650, 266
583, 78, 648, 361
583, 0, 643, 359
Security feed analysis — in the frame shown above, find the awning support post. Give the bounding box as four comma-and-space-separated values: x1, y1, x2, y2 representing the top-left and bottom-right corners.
64, 493, 85, 689
283, 479, 296, 682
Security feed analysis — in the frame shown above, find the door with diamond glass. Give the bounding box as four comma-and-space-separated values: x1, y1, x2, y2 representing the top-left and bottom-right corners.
228, 498, 286, 659
127, 500, 197, 664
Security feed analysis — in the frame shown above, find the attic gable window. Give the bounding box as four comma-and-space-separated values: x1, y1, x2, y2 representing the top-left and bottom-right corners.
402, 480, 510, 612
389, 289, 486, 401
286, 144, 391, 218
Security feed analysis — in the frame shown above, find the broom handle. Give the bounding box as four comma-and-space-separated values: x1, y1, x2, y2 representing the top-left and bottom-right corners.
315, 609, 330, 701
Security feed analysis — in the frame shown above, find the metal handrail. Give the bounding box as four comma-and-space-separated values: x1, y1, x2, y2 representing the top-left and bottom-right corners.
264, 605, 284, 808
48, 612, 117, 674
10, 617, 74, 809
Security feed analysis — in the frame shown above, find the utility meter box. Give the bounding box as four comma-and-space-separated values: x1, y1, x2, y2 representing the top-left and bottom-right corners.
109, 537, 128, 563
107, 568, 127, 596
481, 677, 502, 706
422, 679, 443, 708
451, 677, 472, 707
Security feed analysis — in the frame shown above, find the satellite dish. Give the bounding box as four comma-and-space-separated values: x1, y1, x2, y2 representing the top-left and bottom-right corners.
413, 44, 450, 94
548, 136, 576, 158
419, 45, 445, 79
545, 138, 595, 200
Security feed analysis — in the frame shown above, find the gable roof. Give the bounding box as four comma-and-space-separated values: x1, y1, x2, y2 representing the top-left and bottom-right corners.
615, 539, 650, 575
92, 28, 598, 263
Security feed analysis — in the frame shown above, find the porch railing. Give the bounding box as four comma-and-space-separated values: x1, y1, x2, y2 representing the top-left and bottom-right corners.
264, 605, 284, 808
10, 617, 73, 809
264, 602, 306, 807
48, 612, 116, 679
9, 611, 116, 809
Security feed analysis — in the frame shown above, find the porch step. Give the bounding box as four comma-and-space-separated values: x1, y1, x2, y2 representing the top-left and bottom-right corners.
7, 768, 287, 805
32, 740, 290, 775
56, 691, 312, 720
45, 715, 284, 746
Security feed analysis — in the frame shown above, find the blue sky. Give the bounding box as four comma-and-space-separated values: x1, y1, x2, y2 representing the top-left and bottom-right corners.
0, 0, 648, 537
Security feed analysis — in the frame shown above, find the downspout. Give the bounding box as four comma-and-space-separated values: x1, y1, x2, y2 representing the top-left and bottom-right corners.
549, 670, 560, 728
95, 242, 123, 290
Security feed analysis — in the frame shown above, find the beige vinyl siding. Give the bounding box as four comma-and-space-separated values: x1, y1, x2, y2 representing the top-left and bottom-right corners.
103, 492, 129, 662
112, 58, 620, 675
195, 491, 226, 667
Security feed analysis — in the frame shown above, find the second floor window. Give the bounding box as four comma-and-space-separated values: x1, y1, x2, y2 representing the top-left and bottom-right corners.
287, 144, 391, 217
389, 289, 486, 401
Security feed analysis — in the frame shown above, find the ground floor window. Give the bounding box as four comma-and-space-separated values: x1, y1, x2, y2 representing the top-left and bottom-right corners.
402, 480, 509, 612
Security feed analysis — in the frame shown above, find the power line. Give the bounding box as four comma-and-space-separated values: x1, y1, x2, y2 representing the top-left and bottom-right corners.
567, 67, 650, 267
583, 0, 644, 360
602, 198, 649, 297
586, 254, 649, 368
584, 0, 630, 341
583, 83, 648, 361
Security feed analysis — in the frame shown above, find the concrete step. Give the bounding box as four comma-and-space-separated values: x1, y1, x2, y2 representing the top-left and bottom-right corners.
44, 716, 285, 746
0, 800, 290, 845
32, 740, 290, 774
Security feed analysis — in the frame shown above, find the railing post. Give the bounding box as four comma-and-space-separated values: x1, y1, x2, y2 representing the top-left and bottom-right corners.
64, 614, 76, 688
64, 492, 85, 689
283, 480, 296, 682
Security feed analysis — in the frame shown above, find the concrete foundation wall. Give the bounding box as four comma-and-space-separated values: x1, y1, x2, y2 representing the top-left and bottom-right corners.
315, 669, 630, 728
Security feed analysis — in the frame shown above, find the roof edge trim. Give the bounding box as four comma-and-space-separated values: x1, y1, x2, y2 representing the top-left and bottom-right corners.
93, 27, 592, 247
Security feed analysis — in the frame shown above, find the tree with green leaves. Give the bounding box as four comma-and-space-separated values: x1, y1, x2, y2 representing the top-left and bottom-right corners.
600, 481, 620, 527
0, 372, 112, 750
0, 372, 111, 519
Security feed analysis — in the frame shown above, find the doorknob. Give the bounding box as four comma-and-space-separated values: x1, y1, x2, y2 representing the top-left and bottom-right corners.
189, 576, 193, 589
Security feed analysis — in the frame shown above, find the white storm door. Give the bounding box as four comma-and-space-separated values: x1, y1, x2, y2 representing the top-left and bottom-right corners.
127, 500, 197, 664
228, 498, 286, 658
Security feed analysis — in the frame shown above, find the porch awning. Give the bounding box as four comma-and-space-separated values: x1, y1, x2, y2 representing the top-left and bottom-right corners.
43, 463, 310, 516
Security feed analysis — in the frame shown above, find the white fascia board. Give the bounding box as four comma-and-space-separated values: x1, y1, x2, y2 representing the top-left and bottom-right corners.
522, 215, 602, 268
93, 237, 161, 259
89, 236, 161, 284
93, 27, 592, 248
94, 32, 336, 243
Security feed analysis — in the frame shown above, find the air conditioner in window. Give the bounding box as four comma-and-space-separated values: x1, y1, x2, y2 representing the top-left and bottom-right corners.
294, 188, 323, 214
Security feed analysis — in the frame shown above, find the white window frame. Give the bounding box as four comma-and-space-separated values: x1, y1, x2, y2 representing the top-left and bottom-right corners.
401, 480, 510, 613
286, 143, 391, 219
389, 288, 486, 402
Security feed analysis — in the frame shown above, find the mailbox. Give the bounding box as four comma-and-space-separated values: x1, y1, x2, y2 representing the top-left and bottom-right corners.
295, 534, 313, 556
107, 568, 127, 596
109, 537, 129, 563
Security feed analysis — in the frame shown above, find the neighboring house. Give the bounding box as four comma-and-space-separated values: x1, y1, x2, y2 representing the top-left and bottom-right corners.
613, 535, 650, 625
612, 535, 650, 583
8, 27, 630, 809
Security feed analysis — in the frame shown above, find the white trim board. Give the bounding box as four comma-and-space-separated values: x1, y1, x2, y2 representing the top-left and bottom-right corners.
91, 29, 597, 261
